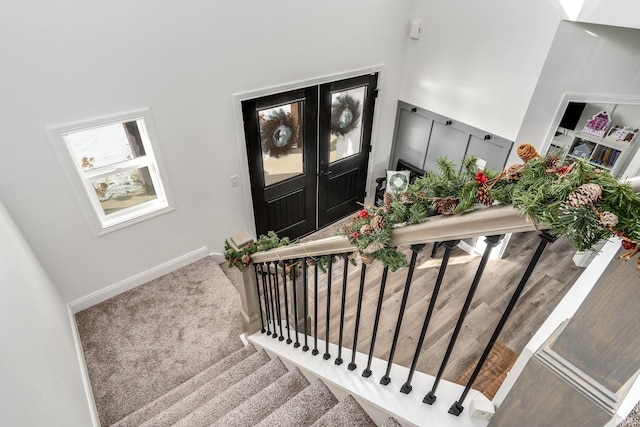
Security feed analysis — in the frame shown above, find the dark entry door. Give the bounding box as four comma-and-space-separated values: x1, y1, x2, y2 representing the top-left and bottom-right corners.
242, 74, 377, 240
318, 73, 377, 227
242, 87, 318, 240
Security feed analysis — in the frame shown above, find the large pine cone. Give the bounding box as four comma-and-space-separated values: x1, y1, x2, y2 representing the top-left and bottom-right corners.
517, 143, 541, 163
597, 211, 618, 229
434, 197, 459, 215
400, 192, 414, 204
505, 164, 523, 181
360, 224, 373, 235
383, 192, 393, 213
370, 215, 387, 230
566, 183, 603, 207
476, 186, 493, 206
546, 155, 563, 171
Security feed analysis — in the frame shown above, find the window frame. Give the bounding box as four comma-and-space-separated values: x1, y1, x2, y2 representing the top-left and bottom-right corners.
51, 109, 174, 235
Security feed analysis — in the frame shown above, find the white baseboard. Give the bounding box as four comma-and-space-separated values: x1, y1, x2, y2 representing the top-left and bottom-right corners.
210, 251, 225, 264
67, 305, 101, 427
68, 246, 209, 313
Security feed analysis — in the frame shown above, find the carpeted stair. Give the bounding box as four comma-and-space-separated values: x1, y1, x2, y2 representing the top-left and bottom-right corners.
111, 343, 403, 426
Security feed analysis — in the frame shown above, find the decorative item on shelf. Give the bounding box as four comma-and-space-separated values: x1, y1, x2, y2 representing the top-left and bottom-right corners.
547, 143, 568, 159
260, 109, 300, 158
571, 142, 593, 159
607, 125, 638, 144
330, 94, 361, 137
582, 110, 611, 137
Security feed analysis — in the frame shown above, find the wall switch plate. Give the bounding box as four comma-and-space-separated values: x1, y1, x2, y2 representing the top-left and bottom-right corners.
410, 19, 422, 40
231, 175, 239, 187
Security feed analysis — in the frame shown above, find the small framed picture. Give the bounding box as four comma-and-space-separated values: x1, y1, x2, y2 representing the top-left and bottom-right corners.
547, 143, 568, 158
607, 126, 638, 144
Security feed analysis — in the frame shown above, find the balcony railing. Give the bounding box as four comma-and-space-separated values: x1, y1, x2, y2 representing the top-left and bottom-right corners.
232, 177, 640, 422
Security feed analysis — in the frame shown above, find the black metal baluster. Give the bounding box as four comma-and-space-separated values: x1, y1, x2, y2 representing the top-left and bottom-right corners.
362, 266, 389, 378
323, 256, 333, 360
281, 261, 292, 344
401, 240, 459, 394
272, 262, 284, 341
302, 260, 309, 352
266, 262, 278, 339
380, 244, 425, 385
335, 254, 349, 365
259, 263, 272, 336
312, 260, 319, 356
423, 234, 503, 405
291, 261, 301, 348
348, 263, 367, 371
448, 231, 556, 416
253, 264, 266, 333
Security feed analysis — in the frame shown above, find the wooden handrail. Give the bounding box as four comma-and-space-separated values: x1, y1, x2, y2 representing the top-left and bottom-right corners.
250, 176, 640, 264
251, 205, 538, 263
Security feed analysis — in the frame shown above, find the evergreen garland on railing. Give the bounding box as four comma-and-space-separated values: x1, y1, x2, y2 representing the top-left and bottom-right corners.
224, 231, 292, 269
225, 143, 640, 274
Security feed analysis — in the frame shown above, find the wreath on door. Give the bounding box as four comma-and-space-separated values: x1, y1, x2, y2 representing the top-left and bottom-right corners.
261, 109, 300, 158
330, 94, 361, 137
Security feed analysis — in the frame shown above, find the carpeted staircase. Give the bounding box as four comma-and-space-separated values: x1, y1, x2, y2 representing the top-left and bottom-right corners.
112, 343, 401, 427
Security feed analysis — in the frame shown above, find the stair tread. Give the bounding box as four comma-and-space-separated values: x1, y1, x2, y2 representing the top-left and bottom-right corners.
255, 379, 338, 427
137, 349, 270, 427
172, 357, 289, 427
210, 367, 310, 427
311, 395, 376, 427
111, 344, 256, 427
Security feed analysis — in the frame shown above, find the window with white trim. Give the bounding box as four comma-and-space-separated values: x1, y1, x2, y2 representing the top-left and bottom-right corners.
54, 110, 172, 233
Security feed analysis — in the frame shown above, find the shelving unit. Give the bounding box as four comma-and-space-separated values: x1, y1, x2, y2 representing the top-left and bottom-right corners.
565, 130, 630, 172
547, 101, 640, 177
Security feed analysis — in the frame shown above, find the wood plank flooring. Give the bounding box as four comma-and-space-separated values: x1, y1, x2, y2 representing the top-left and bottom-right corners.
279, 229, 586, 398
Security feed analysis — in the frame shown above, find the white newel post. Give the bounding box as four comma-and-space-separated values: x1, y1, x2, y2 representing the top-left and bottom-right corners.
228, 231, 262, 336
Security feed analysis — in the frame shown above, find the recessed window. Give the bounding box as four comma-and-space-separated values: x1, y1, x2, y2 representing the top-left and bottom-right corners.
53, 110, 172, 233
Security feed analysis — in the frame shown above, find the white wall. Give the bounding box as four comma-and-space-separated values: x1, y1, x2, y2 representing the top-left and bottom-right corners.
399, 0, 566, 140
578, 0, 640, 30
0, 0, 412, 303
516, 21, 640, 165
0, 200, 94, 426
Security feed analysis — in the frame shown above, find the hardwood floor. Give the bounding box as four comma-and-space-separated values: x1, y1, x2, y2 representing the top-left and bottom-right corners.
288, 230, 585, 397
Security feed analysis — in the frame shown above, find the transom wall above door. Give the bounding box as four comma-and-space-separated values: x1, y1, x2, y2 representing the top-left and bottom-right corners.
390, 101, 514, 172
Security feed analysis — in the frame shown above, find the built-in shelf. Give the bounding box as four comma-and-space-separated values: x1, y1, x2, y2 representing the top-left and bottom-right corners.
546, 101, 640, 177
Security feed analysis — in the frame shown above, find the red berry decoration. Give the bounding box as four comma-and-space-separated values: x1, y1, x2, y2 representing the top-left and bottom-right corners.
475, 171, 489, 185
622, 240, 637, 250
359, 210, 370, 219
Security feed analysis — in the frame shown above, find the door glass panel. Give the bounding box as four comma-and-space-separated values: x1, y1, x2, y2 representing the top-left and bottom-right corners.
92, 167, 157, 215
330, 86, 365, 163
259, 101, 304, 186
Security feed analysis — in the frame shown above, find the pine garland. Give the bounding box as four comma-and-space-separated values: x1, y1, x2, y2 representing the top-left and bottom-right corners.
224, 231, 292, 269
226, 150, 640, 275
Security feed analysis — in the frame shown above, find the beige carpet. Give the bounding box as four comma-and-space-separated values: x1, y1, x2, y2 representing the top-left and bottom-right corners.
75, 256, 244, 426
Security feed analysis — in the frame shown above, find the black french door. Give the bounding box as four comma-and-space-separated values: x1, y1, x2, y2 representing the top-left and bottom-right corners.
242, 73, 378, 240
